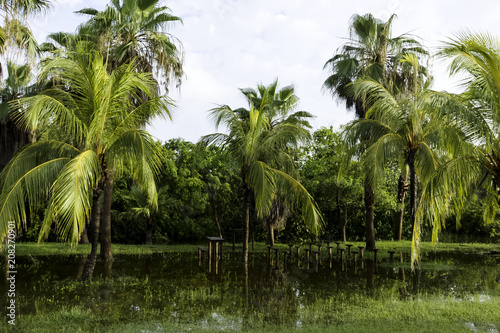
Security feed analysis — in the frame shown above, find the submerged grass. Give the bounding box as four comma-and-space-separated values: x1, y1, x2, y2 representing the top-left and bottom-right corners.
9, 294, 500, 333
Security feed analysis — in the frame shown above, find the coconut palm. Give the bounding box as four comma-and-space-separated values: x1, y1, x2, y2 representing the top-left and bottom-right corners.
120, 184, 171, 245
203, 84, 323, 264
323, 13, 429, 249
346, 54, 471, 266
0, 1, 51, 172
77, 0, 184, 259
77, 0, 183, 87
0, 62, 44, 170
0, 52, 172, 279
439, 32, 500, 195
237, 80, 314, 246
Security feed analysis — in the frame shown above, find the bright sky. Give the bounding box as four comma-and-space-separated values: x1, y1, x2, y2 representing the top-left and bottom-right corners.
30, 0, 500, 143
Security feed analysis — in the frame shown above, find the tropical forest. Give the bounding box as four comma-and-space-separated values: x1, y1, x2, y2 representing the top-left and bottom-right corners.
0, 1, 499, 332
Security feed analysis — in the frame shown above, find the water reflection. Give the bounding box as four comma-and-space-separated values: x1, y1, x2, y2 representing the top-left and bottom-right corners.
0, 250, 499, 325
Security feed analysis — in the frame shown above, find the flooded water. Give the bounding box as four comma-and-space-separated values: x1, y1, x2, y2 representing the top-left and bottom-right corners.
1, 248, 499, 328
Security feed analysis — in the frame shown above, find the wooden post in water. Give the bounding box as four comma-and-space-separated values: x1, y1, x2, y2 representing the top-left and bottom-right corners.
346, 244, 353, 257
208, 240, 212, 259
295, 246, 301, 257
335, 242, 341, 254
305, 248, 311, 263
388, 251, 395, 264
352, 251, 358, 275
313, 251, 319, 263
327, 246, 333, 260
339, 248, 345, 264
372, 248, 379, 263
317, 244, 322, 254
358, 246, 364, 260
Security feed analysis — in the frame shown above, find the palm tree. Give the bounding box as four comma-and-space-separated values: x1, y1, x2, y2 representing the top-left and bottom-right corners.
76, 0, 184, 259
238, 80, 315, 246
435, 31, 500, 232
345, 54, 470, 266
0, 0, 51, 57
323, 13, 428, 249
0, 1, 51, 172
77, 0, 183, 87
0, 52, 172, 279
120, 184, 171, 245
0, 62, 43, 170
203, 83, 323, 264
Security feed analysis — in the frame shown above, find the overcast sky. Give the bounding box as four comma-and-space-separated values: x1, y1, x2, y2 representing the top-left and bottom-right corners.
30, 0, 500, 143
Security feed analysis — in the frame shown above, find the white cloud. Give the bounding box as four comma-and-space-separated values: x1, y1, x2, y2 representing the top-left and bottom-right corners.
31, 0, 500, 143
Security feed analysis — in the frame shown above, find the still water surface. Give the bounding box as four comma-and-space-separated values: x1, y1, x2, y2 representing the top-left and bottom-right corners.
1, 249, 499, 327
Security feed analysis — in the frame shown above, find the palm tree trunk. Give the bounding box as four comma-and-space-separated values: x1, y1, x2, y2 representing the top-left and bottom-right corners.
268, 224, 275, 247
395, 174, 407, 241
242, 183, 251, 264
364, 177, 376, 250
100, 168, 114, 260
82, 188, 102, 281
80, 223, 90, 244
145, 216, 153, 245
343, 207, 347, 243
209, 189, 223, 238
408, 151, 417, 233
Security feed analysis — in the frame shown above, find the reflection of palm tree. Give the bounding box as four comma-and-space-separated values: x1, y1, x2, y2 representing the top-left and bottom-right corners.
0, 54, 171, 279
204, 82, 323, 265
324, 14, 428, 250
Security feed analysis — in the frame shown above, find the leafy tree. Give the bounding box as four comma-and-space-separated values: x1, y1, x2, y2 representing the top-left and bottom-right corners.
0, 53, 172, 279
323, 13, 429, 250
203, 82, 323, 264
300, 127, 364, 242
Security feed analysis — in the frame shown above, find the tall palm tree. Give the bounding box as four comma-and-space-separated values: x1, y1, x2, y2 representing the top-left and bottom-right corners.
323, 13, 428, 249
238, 80, 314, 246
0, 0, 50, 57
77, 0, 184, 259
0, 62, 43, 170
203, 83, 323, 265
0, 1, 51, 172
436, 31, 500, 230
77, 0, 183, 88
346, 54, 470, 266
0, 52, 172, 279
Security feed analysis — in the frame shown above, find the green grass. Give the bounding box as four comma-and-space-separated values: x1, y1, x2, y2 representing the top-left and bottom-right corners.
7, 295, 500, 333
2, 240, 498, 257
